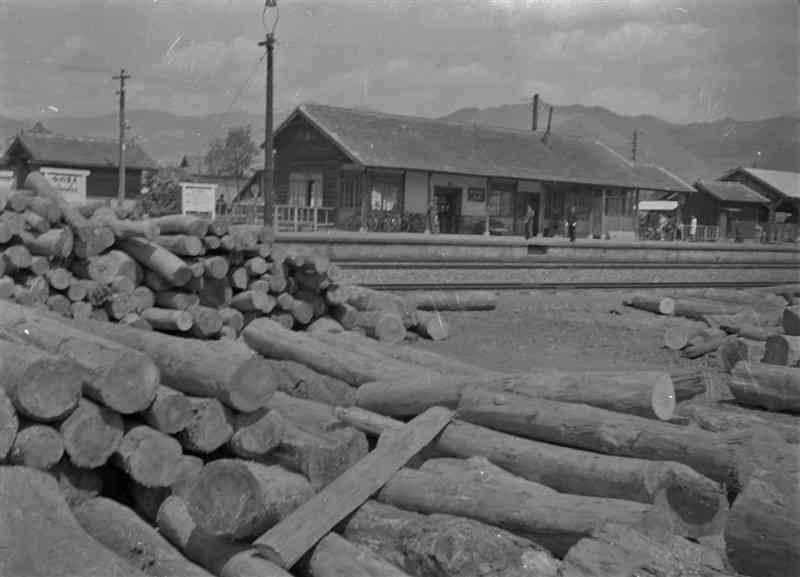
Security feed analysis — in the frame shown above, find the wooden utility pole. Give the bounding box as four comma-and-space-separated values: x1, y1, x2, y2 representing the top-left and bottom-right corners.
258, 33, 275, 225
632, 130, 639, 162
113, 69, 130, 202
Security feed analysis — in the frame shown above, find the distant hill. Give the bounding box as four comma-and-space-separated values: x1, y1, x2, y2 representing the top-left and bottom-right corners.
439, 102, 800, 182
2, 103, 798, 182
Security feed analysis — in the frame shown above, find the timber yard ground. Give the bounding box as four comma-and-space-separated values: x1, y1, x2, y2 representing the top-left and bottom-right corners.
413, 289, 726, 375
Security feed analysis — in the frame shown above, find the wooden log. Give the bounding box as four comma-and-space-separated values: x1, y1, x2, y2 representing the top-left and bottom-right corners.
119, 237, 193, 287
219, 307, 244, 333
178, 397, 235, 454
624, 295, 675, 315
0, 274, 13, 299
330, 302, 358, 329
229, 266, 248, 290
457, 388, 737, 486
183, 459, 313, 540
45, 267, 72, 291
413, 309, 449, 340
243, 317, 431, 386
197, 276, 232, 308
306, 316, 345, 335
76, 250, 138, 284
71, 300, 93, 320
271, 359, 357, 406
141, 385, 194, 435
0, 467, 145, 577
119, 313, 152, 330
287, 296, 314, 325
725, 474, 800, 576
23, 209, 50, 233
308, 533, 413, 577
60, 398, 124, 468
27, 195, 62, 223
231, 289, 275, 313
676, 398, 800, 443
73, 497, 213, 577
198, 255, 227, 279
187, 304, 223, 338
295, 290, 327, 318
67, 277, 88, 301
721, 322, 782, 341
202, 234, 221, 250
49, 458, 104, 506
155, 290, 199, 310
155, 234, 204, 257
663, 324, 715, 350
129, 453, 203, 522
2, 243, 32, 271
356, 369, 677, 420
29, 255, 50, 276
671, 298, 745, 319
152, 214, 209, 237
353, 310, 406, 343
704, 309, 770, 330
341, 501, 562, 577
114, 424, 184, 488
68, 317, 277, 411
143, 268, 172, 292
0, 338, 83, 421
245, 256, 269, 276
729, 361, 800, 412
26, 171, 114, 258
0, 386, 19, 460
268, 272, 288, 293
131, 285, 155, 311
409, 289, 498, 311
229, 408, 285, 458
9, 422, 64, 469
717, 338, 750, 371
0, 301, 159, 414
8, 188, 32, 211
381, 461, 654, 558
19, 228, 73, 258
782, 305, 800, 335
682, 334, 736, 359
762, 334, 800, 366
90, 306, 109, 322
93, 213, 160, 240
105, 292, 137, 320
156, 496, 294, 577
563, 523, 733, 577
268, 311, 295, 330
334, 407, 727, 525
252, 407, 454, 568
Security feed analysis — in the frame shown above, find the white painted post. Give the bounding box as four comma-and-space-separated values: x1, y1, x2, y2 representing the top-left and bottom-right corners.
293, 206, 299, 232
313, 207, 318, 232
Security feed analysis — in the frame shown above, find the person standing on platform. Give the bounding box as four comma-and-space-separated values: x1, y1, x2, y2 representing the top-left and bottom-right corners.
690, 215, 698, 241
525, 204, 536, 239
568, 204, 577, 242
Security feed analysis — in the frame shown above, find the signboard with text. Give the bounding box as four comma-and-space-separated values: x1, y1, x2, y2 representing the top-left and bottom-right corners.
41, 167, 90, 205
180, 182, 217, 220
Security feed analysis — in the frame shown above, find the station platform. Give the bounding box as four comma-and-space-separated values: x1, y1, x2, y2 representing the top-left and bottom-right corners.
274, 231, 800, 289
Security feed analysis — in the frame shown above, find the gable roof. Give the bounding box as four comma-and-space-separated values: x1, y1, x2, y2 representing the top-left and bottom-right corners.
694, 180, 770, 204
274, 104, 693, 193
722, 167, 800, 201
4, 131, 156, 170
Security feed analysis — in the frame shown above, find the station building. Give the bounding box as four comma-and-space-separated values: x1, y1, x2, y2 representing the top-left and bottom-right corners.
238, 104, 693, 237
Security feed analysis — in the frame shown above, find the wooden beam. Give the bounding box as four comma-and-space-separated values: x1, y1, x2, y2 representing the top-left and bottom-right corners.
252, 406, 453, 569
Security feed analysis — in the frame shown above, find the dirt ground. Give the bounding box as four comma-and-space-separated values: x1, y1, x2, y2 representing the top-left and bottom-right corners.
412, 289, 723, 375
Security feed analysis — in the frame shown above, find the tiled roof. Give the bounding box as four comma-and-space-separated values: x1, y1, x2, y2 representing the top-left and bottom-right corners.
729, 168, 800, 201
275, 103, 693, 193
695, 180, 770, 204
5, 132, 156, 170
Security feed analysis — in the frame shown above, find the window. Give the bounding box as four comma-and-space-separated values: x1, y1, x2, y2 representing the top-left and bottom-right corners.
288, 172, 322, 207
487, 189, 514, 217
340, 174, 362, 209
370, 173, 403, 212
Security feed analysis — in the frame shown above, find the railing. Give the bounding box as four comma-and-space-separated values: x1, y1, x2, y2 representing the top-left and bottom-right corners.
677, 224, 719, 242
273, 205, 336, 232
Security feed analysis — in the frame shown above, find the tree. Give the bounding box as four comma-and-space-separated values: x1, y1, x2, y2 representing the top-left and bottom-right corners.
204, 125, 258, 181
141, 167, 184, 216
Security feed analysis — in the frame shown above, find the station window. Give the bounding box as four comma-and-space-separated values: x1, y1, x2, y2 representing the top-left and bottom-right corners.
370, 174, 404, 212
339, 174, 362, 209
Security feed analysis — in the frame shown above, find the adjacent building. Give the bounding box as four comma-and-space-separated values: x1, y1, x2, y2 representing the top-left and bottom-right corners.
239, 104, 693, 237
2, 126, 156, 202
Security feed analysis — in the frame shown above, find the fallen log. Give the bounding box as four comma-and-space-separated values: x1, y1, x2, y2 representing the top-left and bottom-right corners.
60, 398, 124, 468
141, 307, 193, 332
457, 388, 737, 486
412, 309, 449, 340
676, 398, 800, 443
43, 267, 71, 291
720, 323, 783, 341
178, 397, 235, 454
341, 501, 562, 577
155, 234, 204, 256
0, 466, 145, 577
357, 369, 677, 420
8, 422, 64, 469
114, 424, 184, 488
407, 289, 498, 311
378, 462, 650, 557
187, 305, 223, 338
129, 454, 204, 522
156, 496, 293, 577
152, 214, 209, 237
0, 301, 159, 414
763, 334, 800, 366
183, 459, 313, 540
351, 310, 406, 343
334, 406, 726, 521
270, 359, 357, 406
140, 385, 194, 435
253, 407, 453, 569
717, 338, 750, 371
0, 338, 83, 421
681, 335, 736, 359
671, 298, 745, 319
228, 408, 285, 458
562, 523, 733, 577
155, 290, 200, 310
782, 305, 800, 335
308, 532, 413, 577
92, 211, 160, 239
306, 316, 345, 336
73, 250, 138, 284
46, 293, 73, 317
729, 361, 800, 412
119, 237, 193, 287
624, 295, 675, 315
69, 317, 277, 411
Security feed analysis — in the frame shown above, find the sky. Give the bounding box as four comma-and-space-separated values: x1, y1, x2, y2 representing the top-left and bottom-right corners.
0, 0, 797, 124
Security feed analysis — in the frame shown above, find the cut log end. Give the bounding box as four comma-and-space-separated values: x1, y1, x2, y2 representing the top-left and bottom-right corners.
651, 374, 677, 421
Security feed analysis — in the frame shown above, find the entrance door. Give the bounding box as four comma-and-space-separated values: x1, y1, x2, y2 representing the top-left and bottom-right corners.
526, 193, 540, 237
434, 187, 461, 234
591, 191, 603, 238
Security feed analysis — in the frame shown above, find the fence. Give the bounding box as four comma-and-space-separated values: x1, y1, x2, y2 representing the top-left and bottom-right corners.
273, 205, 335, 232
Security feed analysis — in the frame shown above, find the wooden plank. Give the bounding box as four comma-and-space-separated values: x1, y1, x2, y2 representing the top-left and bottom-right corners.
253, 406, 453, 568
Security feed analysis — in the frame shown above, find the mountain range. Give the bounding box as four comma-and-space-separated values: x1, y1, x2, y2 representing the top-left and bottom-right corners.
2, 103, 798, 183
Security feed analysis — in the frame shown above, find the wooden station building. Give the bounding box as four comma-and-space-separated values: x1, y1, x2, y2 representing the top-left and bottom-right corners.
2, 126, 156, 203
239, 104, 692, 237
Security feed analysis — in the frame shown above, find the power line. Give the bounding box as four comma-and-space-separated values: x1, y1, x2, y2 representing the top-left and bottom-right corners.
205, 52, 266, 146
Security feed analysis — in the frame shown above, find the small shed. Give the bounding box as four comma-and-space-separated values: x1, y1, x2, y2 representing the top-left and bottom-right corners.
2, 128, 156, 202
690, 180, 770, 241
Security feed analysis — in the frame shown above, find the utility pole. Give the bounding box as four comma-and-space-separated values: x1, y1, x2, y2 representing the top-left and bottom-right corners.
113, 68, 131, 202
258, 33, 275, 226
632, 130, 638, 162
